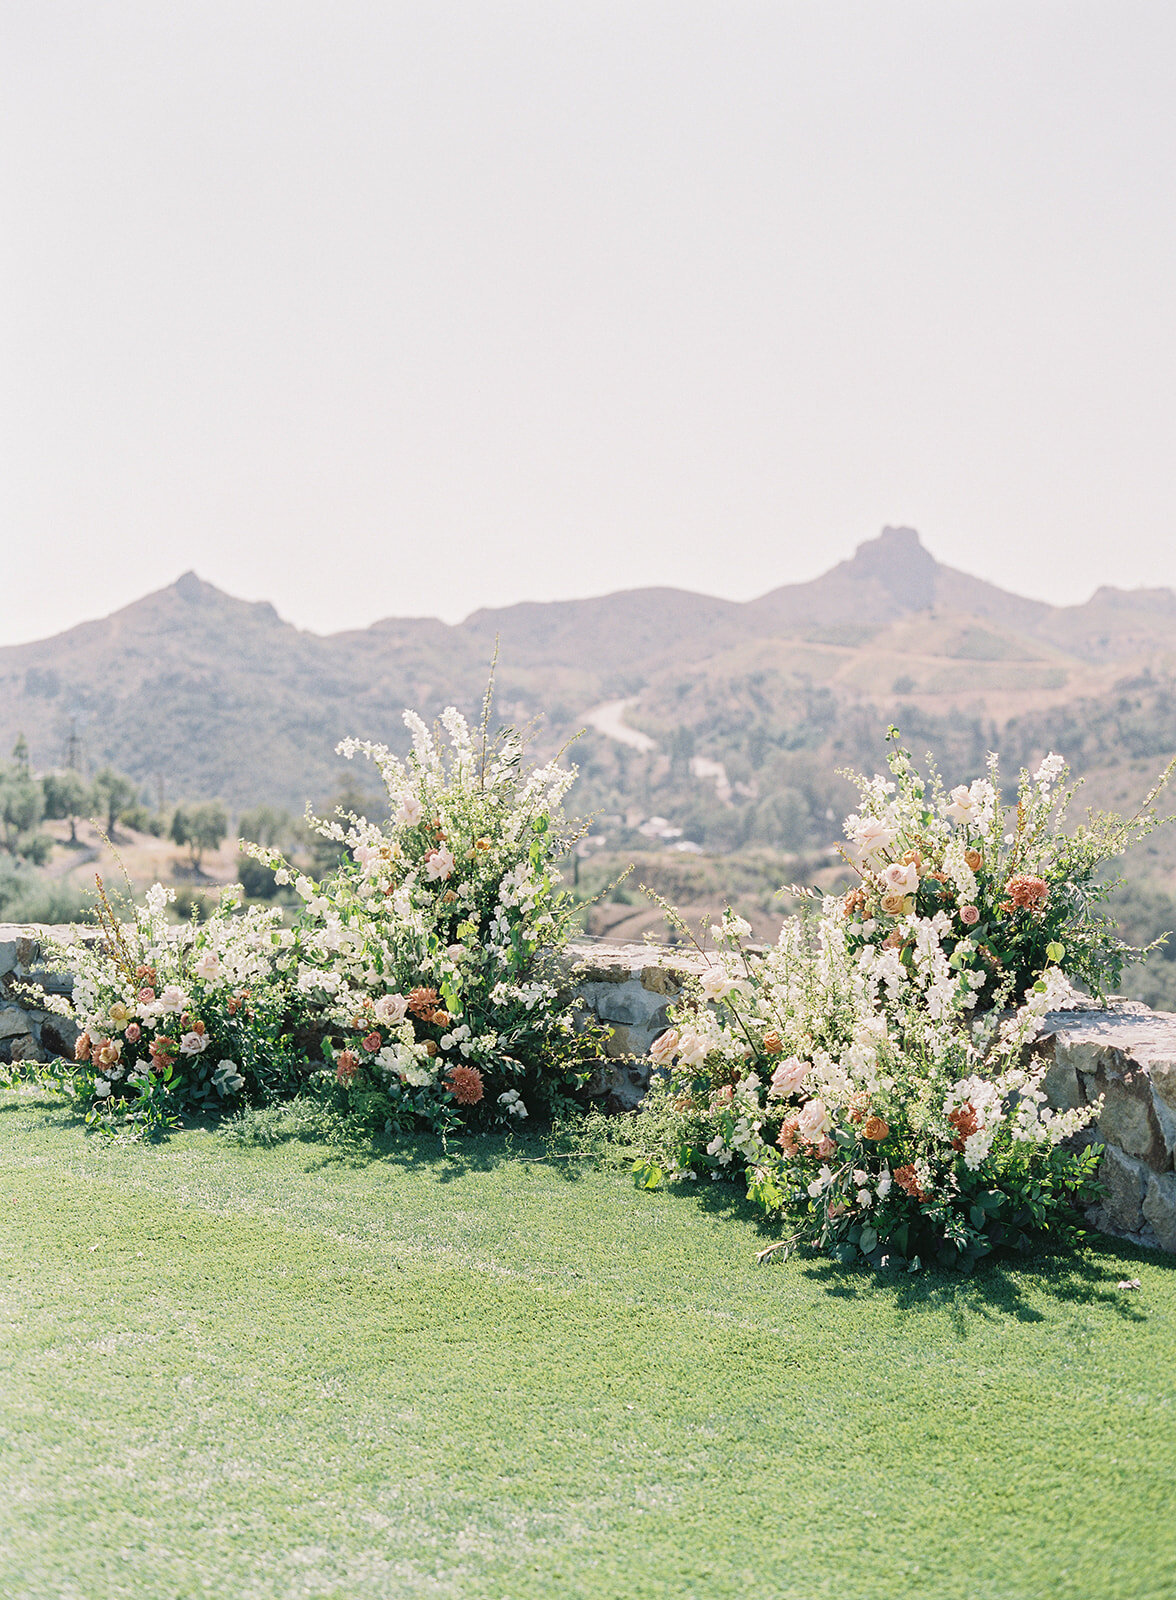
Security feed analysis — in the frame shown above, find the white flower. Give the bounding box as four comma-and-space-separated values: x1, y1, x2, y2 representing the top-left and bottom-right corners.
93, 1078, 112, 1099
374, 993, 408, 1026
179, 1030, 209, 1055
1033, 752, 1065, 787
945, 784, 977, 825
699, 967, 739, 1003
876, 1169, 892, 1198
854, 819, 895, 860
425, 846, 455, 882
675, 1029, 709, 1068
274, 867, 291, 886
396, 794, 424, 826
158, 985, 186, 1014
880, 862, 918, 895
649, 1029, 680, 1067
353, 843, 382, 876
807, 1165, 833, 1198
212, 1059, 244, 1094
498, 1089, 528, 1119
193, 951, 221, 982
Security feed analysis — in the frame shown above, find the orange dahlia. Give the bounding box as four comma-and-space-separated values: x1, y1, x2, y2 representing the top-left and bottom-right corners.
445, 1065, 484, 1105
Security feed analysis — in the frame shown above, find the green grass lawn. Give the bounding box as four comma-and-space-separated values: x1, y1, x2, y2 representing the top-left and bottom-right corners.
2, 1087, 1174, 1600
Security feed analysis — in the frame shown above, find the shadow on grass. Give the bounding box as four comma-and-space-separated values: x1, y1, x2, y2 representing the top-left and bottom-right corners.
637, 1148, 1169, 1327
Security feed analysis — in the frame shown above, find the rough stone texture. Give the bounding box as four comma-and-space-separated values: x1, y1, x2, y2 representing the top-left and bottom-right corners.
1036, 1003, 1176, 1250
1143, 1171, 1176, 1252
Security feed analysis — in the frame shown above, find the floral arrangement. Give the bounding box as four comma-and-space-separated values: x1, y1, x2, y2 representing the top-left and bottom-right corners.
240, 703, 603, 1133
838, 731, 1173, 1009
632, 738, 1174, 1269
46, 880, 299, 1136
34, 695, 604, 1139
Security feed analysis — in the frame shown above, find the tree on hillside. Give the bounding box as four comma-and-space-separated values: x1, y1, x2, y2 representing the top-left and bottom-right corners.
170, 801, 228, 873
42, 771, 94, 845
11, 734, 30, 780
91, 768, 138, 838
0, 761, 47, 858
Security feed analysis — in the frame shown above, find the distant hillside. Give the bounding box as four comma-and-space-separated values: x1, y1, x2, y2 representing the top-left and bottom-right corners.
2, 528, 1175, 831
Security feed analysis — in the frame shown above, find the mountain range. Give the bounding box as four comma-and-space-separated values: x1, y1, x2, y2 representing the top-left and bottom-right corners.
3, 526, 1175, 822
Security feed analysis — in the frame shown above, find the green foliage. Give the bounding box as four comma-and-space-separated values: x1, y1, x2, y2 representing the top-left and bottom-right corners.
41, 769, 93, 842
170, 799, 229, 869
91, 767, 137, 834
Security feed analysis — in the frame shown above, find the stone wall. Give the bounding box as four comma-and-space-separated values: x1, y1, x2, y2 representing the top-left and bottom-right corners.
6, 923, 1176, 1252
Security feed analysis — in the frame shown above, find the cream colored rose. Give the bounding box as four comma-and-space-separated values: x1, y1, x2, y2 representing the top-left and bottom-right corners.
649, 1028, 680, 1067
880, 861, 918, 895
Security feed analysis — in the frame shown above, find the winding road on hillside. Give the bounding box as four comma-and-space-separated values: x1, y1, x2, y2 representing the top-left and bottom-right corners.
585, 699, 732, 803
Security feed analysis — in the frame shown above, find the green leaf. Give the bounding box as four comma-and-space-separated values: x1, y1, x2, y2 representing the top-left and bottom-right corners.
859, 1225, 878, 1253
1047, 941, 1065, 963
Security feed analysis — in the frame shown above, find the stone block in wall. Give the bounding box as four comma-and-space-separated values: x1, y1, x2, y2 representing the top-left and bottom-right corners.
0, 1007, 30, 1040
582, 1060, 652, 1114
1143, 1172, 1176, 1253
1093, 1145, 1150, 1236
8, 1034, 47, 1064
39, 1014, 80, 1059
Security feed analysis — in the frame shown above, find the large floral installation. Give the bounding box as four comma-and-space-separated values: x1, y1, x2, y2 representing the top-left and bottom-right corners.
46, 881, 300, 1135
244, 705, 604, 1134
633, 738, 1173, 1270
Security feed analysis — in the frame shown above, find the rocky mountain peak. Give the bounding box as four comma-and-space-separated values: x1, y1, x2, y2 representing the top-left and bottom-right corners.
845, 525, 937, 610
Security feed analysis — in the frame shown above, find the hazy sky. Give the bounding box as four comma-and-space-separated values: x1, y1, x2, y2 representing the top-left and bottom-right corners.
3, 2, 1175, 645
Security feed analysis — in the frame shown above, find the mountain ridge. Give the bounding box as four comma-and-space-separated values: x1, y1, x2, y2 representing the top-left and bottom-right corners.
2, 527, 1174, 812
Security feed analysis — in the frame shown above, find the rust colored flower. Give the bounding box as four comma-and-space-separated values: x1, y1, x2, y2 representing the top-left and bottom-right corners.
882, 931, 904, 951
431, 1009, 452, 1029
137, 986, 155, 1005
862, 1115, 889, 1142
894, 1164, 925, 1200
95, 1038, 122, 1068
442, 889, 458, 904
424, 1040, 439, 1057
848, 1093, 870, 1124
964, 848, 982, 871
776, 1118, 800, 1155
74, 1032, 92, 1063
335, 1049, 360, 1084
407, 987, 440, 1020
446, 1064, 484, 1105
901, 849, 923, 869
948, 1102, 980, 1151
843, 888, 866, 918
762, 1031, 783, 1056
474, 836, 492, 851
361, 1031, 382, 1053
1006, 874, 1049, 912
125, 1023, 141, 1044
